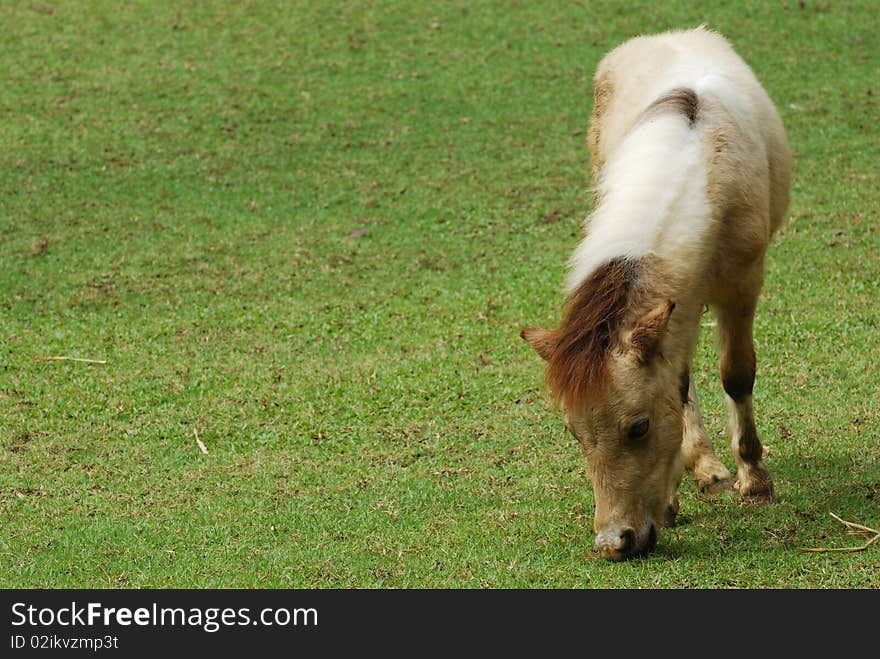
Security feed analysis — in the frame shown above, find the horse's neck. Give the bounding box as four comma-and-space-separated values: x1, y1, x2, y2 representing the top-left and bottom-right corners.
567, 114, 714, 295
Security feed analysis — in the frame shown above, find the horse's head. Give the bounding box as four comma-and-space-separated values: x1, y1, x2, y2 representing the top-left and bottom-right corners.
523, 281, 687, 560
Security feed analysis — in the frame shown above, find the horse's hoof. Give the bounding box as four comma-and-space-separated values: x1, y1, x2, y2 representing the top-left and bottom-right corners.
696, 458, 735, 495
735, 469, 775, 502
699, 474, 735, 495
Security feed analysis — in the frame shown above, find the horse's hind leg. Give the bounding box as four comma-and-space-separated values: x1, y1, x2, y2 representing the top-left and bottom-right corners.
716, 298, 775, 501
681, 366, 734, 494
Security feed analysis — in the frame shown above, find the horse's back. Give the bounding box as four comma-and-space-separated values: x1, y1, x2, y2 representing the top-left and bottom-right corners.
589, 26, 792, 269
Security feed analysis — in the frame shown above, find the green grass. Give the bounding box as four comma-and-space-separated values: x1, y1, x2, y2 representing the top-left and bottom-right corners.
1, 0, 878, 588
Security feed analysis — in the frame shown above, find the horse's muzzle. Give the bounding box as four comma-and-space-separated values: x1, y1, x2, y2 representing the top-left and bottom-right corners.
595, 522, 658, 561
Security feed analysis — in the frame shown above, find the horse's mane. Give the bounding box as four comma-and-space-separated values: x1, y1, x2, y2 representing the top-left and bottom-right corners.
639, 87, 699, 126
546, 257, 646, 409
546, 89, 703, 409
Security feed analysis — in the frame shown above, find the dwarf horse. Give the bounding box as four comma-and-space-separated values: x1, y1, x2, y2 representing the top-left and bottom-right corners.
521, 27, 791, 560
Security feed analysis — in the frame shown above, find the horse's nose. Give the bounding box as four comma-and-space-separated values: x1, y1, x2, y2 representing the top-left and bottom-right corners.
595, 522, 658, 560
616, 527, 636, 553
595, 525, 636, 560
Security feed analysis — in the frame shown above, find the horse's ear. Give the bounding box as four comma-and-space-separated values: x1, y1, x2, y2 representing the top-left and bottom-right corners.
629, 300, 675, 363
520, 327, 558, 362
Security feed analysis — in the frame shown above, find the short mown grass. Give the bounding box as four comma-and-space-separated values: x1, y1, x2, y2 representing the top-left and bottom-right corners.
1, 1, 878, 588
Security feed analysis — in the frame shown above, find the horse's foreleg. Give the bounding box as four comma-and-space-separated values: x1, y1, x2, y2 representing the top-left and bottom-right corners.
717, 303, 775, 501
680, 366, 734, 494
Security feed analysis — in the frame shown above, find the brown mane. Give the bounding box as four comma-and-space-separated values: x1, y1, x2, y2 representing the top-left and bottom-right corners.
546, 257, 645, 409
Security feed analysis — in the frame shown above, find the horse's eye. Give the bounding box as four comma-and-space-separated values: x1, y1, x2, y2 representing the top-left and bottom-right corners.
628, 418, 650, 439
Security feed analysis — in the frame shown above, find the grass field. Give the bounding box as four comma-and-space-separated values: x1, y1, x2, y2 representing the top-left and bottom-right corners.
2, 1, 878, 588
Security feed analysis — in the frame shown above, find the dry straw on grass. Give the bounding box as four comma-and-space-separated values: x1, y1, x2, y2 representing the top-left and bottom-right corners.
194, 428, 208, 455
801, 513, 880, 553
35, 356, 107, 364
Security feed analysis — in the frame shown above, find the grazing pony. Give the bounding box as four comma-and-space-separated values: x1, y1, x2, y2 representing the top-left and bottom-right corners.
521, 27, 791, 560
